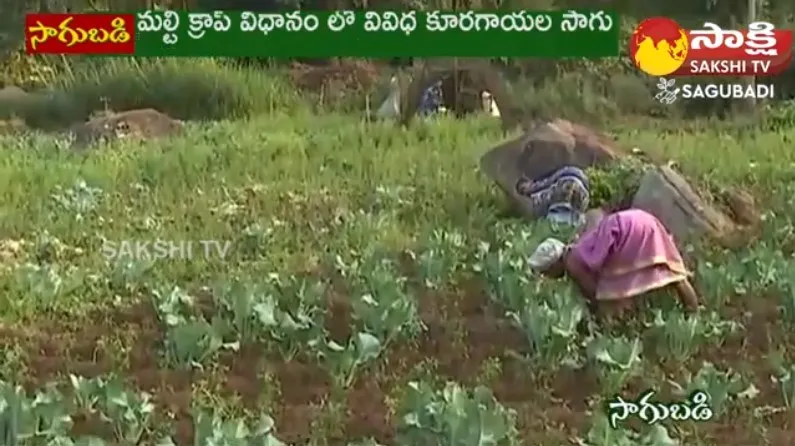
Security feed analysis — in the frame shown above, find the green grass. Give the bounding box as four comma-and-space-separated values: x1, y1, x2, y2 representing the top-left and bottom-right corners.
1, 75, 795, 444
1, 58, 303, 128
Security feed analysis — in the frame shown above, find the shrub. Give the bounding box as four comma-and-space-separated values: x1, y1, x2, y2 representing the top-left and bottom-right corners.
11, 58, 304, 129
586, 158, 647, 210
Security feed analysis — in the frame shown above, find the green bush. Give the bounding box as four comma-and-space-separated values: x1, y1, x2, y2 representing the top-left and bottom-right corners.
8, 58, 304, 129
586, 158, 647, 209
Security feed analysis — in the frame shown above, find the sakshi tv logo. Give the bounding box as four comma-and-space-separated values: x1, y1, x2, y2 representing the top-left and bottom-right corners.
629, 17, 793, 77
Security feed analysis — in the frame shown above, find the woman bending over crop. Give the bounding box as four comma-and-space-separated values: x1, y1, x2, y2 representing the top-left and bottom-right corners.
527, 208, 700, 316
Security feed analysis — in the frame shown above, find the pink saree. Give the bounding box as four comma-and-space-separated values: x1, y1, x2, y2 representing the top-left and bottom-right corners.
569, 209, 689, 301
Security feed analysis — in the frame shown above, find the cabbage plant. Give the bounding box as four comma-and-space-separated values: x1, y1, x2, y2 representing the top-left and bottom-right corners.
71, 375, 163, 444
669, 362, 752, 417
742, 244, 789, 290
93, 376, 156, 443
770, 355, 795, 408
340, 251, 422, 347
192, 410, 284, 445
412, 229, 468, 289
396, 380, 520, 446
507, 294, 583, 367
779, 267, 795, 327
695, 259, 747, 308
162, 318, 232, 370
587, 335, 643, 394
268, 274, 327, 360
152, 286, 195, 327
10, 262, 84, 308
50, 179, 104, 218
213, 274, 327, 360
0, 380, 73, 443
479, 247, 531, 311
152, 286, 235, 369
347, 439, 385, 446
317, 332, 382, 388
213, 279, 281, 342
106, 258, 154, 294
645, 310, 741, 361
576, 413, 678, 446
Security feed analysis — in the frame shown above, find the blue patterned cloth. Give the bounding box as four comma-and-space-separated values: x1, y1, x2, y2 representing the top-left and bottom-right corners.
515, 166, 590, 225
418, 80, 444, 115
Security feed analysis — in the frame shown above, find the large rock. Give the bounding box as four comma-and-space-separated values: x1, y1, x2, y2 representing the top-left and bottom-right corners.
480, 118, 623, 218
69, 108, 185, 150
0, 86, 37, 116
632, 165, 756, 248
0, 85, 29, 99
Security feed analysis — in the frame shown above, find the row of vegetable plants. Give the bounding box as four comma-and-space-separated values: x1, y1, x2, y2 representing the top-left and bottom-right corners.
151, 246, 425, 390
0, 373, 528, 446
0, 374, 284, 445
410, 223, 795, 444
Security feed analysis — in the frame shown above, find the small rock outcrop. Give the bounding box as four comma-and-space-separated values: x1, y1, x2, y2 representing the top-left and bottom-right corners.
68, 108, 185, 150
632, 165, 759, 248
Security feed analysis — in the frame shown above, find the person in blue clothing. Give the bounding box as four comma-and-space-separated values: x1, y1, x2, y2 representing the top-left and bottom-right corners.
515, 166, 590, 226
417, 80, 444, 115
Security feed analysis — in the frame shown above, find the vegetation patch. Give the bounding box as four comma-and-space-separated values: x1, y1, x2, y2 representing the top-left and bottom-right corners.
0, 110, 793, 444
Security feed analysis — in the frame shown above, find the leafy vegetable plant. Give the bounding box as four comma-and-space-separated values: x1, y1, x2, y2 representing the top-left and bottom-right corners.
742, 244, 790, 291
152, 286, 235, 369
587, 335, 643, 394
10, 262, 84, 309
152, 286, 195, 327
478, 246, 531, 312
412, 228, 468, 289
317, 332, 382, 388
69, 374, 165, 443
192, 409, 285, 445
346, 439, 385, 446
213, 279, 281, 343
106, 258, 154, 294
779, 268, 795, 327
506, 289, 583, 367
586, 160, 645, 209
0, 380, 73, 443
770, 355, 795, 408
50, 179, 105, 218
94, 377, 157, 443
670, 362, 753, 417
645, 310, 741, 361
576, 413, 678, 446
267, 274, 327, 360
396, 380, 520, 446
695, 259, 747, 308
338, 250, 422, 347
163, 319, 232, 370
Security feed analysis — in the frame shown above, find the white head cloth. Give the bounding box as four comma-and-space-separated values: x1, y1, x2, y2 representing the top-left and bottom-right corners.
527, 238, 566, 271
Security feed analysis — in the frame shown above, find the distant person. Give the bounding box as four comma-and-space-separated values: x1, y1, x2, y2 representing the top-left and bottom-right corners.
515, 166, 589, 226
526, 208, 700, 316
376, 76, 401, 119
418, 80, 445, 115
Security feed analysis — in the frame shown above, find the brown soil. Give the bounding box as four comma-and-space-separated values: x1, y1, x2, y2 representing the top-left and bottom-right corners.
289, 60, 380, 93
0, 268, 792, 445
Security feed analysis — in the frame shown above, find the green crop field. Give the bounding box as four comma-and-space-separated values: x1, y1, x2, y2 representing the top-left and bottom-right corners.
1, 63, 795, 445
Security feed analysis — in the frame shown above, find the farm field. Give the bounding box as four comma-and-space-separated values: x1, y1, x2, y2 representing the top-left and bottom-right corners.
0, 112, 794, 445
